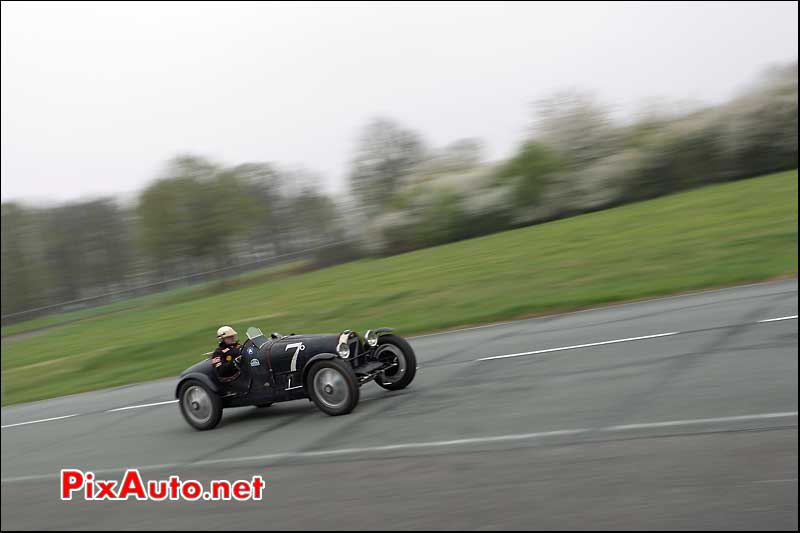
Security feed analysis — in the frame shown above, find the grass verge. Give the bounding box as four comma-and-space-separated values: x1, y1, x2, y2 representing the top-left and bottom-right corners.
1, 170, 796, 405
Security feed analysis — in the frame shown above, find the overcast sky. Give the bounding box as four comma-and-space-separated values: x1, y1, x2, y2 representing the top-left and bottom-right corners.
1, 1, 797, 203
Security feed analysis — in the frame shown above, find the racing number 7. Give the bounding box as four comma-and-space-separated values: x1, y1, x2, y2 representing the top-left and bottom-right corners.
286, 342, 304, 372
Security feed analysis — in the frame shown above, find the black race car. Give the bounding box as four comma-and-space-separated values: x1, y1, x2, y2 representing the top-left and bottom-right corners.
176, 327, 416, 430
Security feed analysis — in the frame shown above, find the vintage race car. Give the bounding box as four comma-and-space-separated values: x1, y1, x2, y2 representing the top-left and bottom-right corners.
176, 327, 416, 430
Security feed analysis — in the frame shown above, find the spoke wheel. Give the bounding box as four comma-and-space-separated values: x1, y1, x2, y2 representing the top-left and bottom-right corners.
306, 359, 359, 416
374, 335, 417, 391
179, 380, 223, 430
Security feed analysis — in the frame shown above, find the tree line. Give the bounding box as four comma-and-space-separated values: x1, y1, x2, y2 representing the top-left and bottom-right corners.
2, 62, 796, 320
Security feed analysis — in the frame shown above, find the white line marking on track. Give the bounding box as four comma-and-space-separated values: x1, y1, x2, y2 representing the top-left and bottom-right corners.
195, 429, 591, 468
603, 411, 799, 431
1, 414, 79, 429
477, 331, 680, 361
758, 315, 798, 323
105, 400, 178, 412
2, 411, 796, 483
409, 279, 797, 339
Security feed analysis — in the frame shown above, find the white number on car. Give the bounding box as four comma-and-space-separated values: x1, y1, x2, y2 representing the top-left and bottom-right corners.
286, 342, 305, 372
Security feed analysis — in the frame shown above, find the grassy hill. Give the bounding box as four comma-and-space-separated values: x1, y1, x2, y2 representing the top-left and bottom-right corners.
2, 170, 797, 405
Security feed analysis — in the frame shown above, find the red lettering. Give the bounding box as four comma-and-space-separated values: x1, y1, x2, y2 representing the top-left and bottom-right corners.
169, 476, 181, 500
211, 481, 230, 500
148, 480, 168, 501
95, 480, 117, 500
118, 469, 146, 500
232, 481, 250, 500
60, 471, 266, 501
60, 470, 84, 500
251, 476, 266, 500
85, 472, 94, 499
181, 480, 202, 501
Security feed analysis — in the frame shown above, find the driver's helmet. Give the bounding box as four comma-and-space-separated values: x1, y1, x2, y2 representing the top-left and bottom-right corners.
217, 325, 237, 340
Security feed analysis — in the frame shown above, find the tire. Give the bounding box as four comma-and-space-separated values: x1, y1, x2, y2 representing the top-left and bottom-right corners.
178, 379, 223, 431
374, 334, 417, 391
305, 359, 359, 416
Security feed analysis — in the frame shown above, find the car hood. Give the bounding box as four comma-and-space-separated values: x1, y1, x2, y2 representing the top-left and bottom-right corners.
277, 333, 342, 352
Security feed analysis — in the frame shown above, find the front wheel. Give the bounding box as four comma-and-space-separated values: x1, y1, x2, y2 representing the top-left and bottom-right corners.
306, 359, 359, 416
374, 335, 417, 391
179, 380, 223, 431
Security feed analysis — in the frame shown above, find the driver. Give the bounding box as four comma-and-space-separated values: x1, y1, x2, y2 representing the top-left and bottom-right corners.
211, 326, 243, 383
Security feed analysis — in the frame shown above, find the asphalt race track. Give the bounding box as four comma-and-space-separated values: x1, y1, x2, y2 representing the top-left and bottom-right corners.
1, 280, 797, 530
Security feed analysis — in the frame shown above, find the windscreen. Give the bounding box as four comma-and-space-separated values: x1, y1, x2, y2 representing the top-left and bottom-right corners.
246, 327, 264, 340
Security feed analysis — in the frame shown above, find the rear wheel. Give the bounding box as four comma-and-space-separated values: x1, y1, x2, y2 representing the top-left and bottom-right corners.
306, 359, 359, 416
179, 380, 222, 431
374, 334, 417, 391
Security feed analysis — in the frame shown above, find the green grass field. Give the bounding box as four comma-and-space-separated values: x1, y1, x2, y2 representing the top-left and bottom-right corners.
0, 260, 309, 337
2, 170, 797, 405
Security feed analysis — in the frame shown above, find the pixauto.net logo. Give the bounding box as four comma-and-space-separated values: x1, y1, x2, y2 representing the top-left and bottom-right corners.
61, 469, 266, 501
